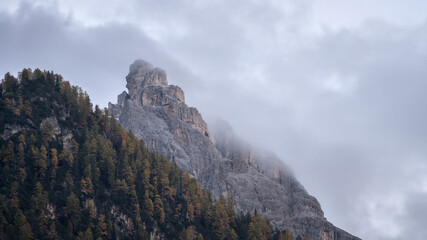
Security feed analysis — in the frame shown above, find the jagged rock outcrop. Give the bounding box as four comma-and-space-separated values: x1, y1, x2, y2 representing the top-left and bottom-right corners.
109, 60, 360, 240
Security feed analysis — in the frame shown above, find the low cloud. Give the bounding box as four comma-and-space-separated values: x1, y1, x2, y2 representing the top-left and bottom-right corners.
1, 1, 427, 239
0, 2, 195, 107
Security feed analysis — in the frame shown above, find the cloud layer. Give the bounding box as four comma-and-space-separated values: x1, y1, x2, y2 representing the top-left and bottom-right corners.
1, 1, 427, 239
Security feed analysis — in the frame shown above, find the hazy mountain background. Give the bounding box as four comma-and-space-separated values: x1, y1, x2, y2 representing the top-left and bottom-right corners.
1, 1, 427, 239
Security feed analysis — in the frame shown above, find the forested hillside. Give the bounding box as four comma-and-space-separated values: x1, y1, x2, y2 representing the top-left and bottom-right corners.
0, 69, 301, 239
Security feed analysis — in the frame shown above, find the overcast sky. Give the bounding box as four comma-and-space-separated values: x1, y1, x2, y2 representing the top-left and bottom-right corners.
1, 0, 427, 239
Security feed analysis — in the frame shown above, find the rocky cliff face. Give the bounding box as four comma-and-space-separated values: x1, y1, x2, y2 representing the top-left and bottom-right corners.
108, 60, 359, 240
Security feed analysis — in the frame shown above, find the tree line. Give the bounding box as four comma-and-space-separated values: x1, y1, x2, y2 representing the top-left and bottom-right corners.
0, 69, 307, 240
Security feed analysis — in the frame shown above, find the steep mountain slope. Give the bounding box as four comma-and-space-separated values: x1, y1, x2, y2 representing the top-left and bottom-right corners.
0, 69, 274, 240
109, 60, 360, 240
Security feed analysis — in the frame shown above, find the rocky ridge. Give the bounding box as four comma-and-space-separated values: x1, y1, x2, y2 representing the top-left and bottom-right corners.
108, 60, 360, 240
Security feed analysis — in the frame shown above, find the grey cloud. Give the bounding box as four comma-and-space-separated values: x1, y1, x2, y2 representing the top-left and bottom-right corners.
0, 2, 196, 108
195, 18, 427, 240
399, 193, 427, 240
2, 1, 427, 240
268, 22, 427, 239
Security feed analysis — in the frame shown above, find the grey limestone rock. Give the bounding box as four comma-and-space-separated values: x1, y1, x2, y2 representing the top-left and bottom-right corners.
108, 60, 360, 240
126, 60, 168, 101
0, 124, 28, 140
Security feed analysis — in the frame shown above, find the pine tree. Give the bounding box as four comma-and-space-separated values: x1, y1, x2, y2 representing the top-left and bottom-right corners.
30, 182, 49, 238
50, 148, 59, 180
17, 143, 27, 183
81, 177, 94, 199
9, 181, 20, 209
212, 201, 231, 240
247, 213, 272, 240
65, 192, 81, 233
143, 192, 154, 218
95, 214, 108, 239
34, 146, 48, 180
59, 148, 74, 168
181, 226, 196, 240
77, 228, 94, 240
2, 72, 18, 94
13, 209, 33, 240
187, 202, 195, 221
87, 200, 97, 228
0, 195, 8, 235
47, 222, 59, 240
248, 222, 256, 240
154, 194, 165, 223
41, 122, 53, 147
1, 141, 14, 183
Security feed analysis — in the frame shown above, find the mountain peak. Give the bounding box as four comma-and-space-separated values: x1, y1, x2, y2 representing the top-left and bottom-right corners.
126, 59, 168, 98
110, 60, 359, 240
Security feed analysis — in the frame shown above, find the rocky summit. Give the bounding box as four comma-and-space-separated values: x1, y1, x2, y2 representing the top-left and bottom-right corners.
109, 60, 360, 240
